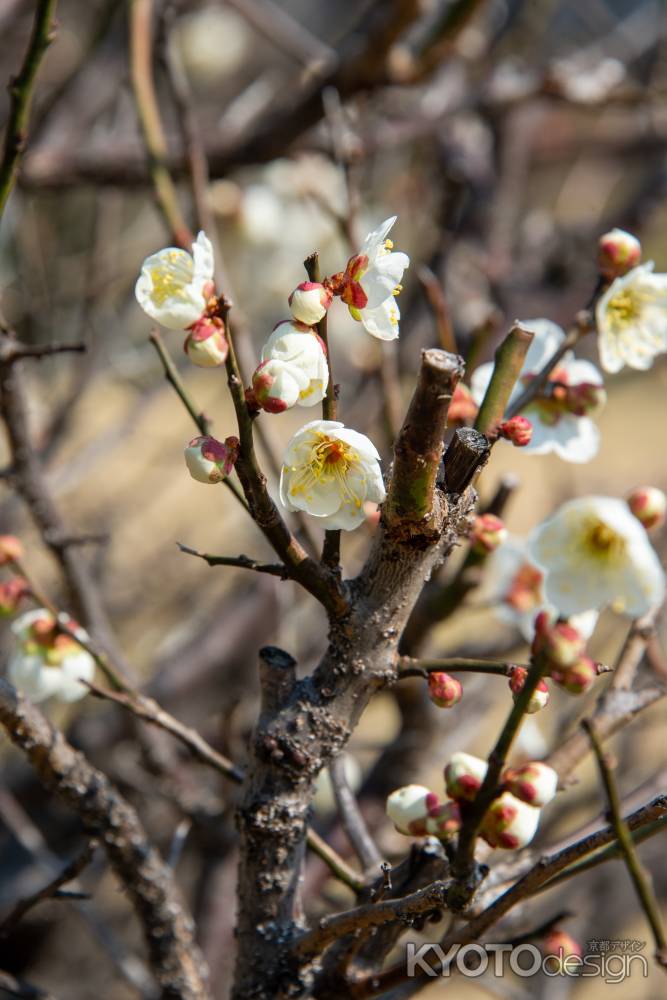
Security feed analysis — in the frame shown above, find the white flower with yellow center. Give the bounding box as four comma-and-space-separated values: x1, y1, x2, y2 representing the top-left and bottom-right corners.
279, 420, 385, 530
480, 536, 598, 641
8, 609, 95, 704
260, 321, 328, 407
341, 217, 410, 341
471, 319, 605, 463
529, 496, 665, 617
135, 231, 214, 330
595, 262, 667, 373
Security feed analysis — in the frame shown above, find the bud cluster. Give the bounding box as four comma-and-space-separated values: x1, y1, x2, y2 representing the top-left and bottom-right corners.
470, 514, 507, 555
530, 611, 600, 696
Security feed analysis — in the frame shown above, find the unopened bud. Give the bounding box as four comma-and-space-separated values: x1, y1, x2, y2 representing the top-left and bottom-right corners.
471, 514, 507, 555
0, 577, 28, 616
508, 666, 549, 714
288, 282, 332, 326
386, 784, 440, 836
503, 761, 558, 807
445, 751, 488, 802
627, 486, 667, 532
184, 435, 239, 484
531, 611, 586, 670
425, 800, 462, 839
251, 358, 308, 413
184, 317, 228, 367
562, 381, 606, 418
498, 415, 533, 447
427, 672, 462, 709
598, 228, 641, 280
551, 655, 597, 695
0, 535, 23, 566
448, 383, 478, 424
541, 930, 582, 971
481, 791, 541, 849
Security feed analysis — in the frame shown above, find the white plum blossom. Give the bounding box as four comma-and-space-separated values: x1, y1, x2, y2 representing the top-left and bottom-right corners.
481, 791, 541, 850
9, 609, 95, 704
184, 435, 238, 484
528, 496, 665, 618
135, 231, 214, 330
260, 322, 328, 407
471, 319, 605, 463
481, 537, 598, 642
279, 420, 385, 531
340, 217, 409, 340
386, 784, 438, 836
595, 262, 667, 373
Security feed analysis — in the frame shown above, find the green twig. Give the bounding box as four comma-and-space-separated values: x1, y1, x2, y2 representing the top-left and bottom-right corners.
474, 324, 533, 435
583, 719, 667, 969
447, 653, 551, 910
0, 0, 57, 223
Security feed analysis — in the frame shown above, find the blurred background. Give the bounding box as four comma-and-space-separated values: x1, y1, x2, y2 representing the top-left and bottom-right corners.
0, 0, 666, 996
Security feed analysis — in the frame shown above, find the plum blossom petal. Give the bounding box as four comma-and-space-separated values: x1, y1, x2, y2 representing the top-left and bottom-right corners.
135, 231, 214, 330
595, 262, 667, 374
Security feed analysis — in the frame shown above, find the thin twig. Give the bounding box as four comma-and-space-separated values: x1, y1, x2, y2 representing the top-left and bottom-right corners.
329, 755, 383, 872
397, 656, 529, 679
1, 840, 98, 936
148, 329, 248, 510
583, 719, 667, 969
176, 543, 287, 577
129, 0, 190, 246
418, 266, 458, 354
0, 0, 57, 222
0, 341, 86, 363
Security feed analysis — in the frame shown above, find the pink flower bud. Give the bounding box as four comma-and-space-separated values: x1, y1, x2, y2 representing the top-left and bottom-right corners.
427, 672, 462, 709
508, 666, 549, 714
251, 358, 307, 413
386, 784, 440, 836
561, 381, 607, 418
288, 282, 332, 326
0, 577, 28, 616
498, 415, 533, 447
598, 228, 641, 280
0, 535, 23, 566
184, 317, 228, 367
541, 930, 582, 969
627, 486, 667, 532
471, 514, 507, 555
503, 761, 558, 807
531, 611, 586, 670
184, 435, 239, 484
445, 751, 488, 802
425, 800, 462, 839
551, 655, 597, 695
481, 791, 541, 849
448, 383, 478, 424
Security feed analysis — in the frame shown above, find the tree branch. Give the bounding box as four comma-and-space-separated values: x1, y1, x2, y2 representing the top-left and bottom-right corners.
474, 323, 533, 435
0, 678, 211, 999
176, 542, 287, 577
583, 719, 667, 969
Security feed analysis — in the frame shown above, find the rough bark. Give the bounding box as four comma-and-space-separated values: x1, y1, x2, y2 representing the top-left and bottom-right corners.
0, 678, 211, 1000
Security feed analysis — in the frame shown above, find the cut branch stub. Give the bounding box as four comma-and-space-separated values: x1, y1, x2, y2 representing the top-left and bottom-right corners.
384, 349, 464, 527
443, 427, 490, 494
474, 323, 534, 435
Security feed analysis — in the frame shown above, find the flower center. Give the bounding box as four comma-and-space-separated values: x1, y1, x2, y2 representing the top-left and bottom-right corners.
288, 433, 365, 509
148, 251, 194, 305
582, 518, 626, 563
607, 289, 640, 325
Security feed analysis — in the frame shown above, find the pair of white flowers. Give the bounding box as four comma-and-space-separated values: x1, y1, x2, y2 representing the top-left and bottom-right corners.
8, 609, 95, 704
485, 495, 665, 637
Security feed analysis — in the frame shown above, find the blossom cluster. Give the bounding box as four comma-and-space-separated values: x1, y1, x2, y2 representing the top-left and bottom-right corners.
386, 752, 559, 850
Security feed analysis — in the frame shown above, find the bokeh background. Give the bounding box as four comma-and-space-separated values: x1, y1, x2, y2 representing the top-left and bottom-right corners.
0, 0, 666, 996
